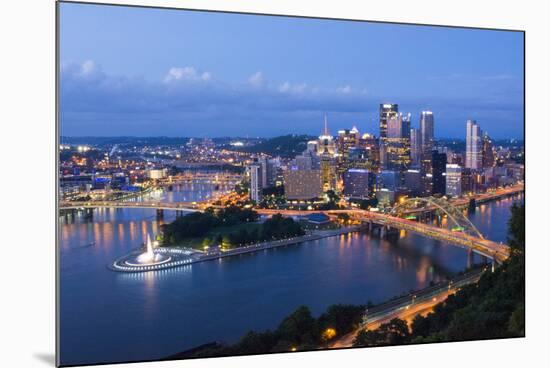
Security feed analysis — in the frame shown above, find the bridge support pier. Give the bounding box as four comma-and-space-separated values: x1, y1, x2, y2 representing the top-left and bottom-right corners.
83, 208, 94, 220
468, 198, 477, 213
156, 209, 164, 219
467, 249, 474, 269
435, 213, 442, 227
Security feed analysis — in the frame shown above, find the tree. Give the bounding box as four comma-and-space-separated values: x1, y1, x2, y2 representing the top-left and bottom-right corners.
508, 203, 525, 253
353, 329, 383, 347
276, 306, 317, 346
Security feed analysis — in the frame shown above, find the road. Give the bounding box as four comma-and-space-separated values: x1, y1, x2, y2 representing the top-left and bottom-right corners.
329, 268, 484, 349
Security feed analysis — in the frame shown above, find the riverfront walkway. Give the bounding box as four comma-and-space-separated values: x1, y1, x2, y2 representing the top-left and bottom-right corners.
109, 226, 362, 272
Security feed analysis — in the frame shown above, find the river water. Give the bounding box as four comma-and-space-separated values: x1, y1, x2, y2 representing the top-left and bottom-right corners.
58, 183, 523, 365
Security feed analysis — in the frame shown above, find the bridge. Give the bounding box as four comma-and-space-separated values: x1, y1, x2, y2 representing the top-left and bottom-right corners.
60, 186, 519, 263
399, 184, 524, 215
157, 173, 243, 186
60, 200, 204, 212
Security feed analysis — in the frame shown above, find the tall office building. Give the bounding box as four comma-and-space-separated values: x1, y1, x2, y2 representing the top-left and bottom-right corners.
466, 120, 483, 170
404, 169, 422, 197
432, 150, 447, 196
482, 132, 495, 168
257, 156, 269, 188
283, 168, 322, 200
445, 164, 462, 197
348, 147, 369, 169
461, 167, 474, 194
306, 140, 319, 154
337, 127, 361, 176
379, 103, 398, 139
420, 111, 435, 196
292, 153, 313, 170
385, 112, 411, 171
410, 128, 421, 167
249, 164, 262, 203
320, 155, 337, 191
318, 115, 336, 155
359, 133, 380, 171
420, 111, 434, 157
378, 170, 400, 191
343, 169, 372, 199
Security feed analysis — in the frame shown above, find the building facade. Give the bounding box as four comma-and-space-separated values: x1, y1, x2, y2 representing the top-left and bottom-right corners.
466, 120, 483, 170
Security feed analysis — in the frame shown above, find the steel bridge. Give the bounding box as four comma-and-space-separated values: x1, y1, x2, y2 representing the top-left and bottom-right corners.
60, 193, 513, 263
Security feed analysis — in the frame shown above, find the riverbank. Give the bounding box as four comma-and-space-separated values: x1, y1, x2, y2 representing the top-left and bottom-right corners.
329, 267, 487, 348
110, 225, 363, 272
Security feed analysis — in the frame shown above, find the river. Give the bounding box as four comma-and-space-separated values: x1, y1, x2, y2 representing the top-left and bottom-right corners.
58, 183, 523, 366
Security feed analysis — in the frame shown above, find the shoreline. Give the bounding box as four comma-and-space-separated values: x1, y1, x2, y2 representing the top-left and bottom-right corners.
109, 225, 363, 272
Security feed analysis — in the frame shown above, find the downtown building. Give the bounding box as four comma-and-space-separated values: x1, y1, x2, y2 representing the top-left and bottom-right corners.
419, 111, 435, 196
249, 163, 262, 203
385, 112, 412, 173
379, 103, 399, 139
445, 164, 462, 198
466, 120, 483, 170
343, 168, 374, 199
283, 168, 323, 200
410, 128, 421, 168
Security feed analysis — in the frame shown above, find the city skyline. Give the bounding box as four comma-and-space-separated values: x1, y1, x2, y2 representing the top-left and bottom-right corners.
60, 3, 524, 139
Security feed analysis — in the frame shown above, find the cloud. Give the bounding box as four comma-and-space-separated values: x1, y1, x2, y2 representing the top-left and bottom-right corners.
164, 66, 212, 82
59, 60, 523, 138
336, 85, 352, 94
247, 71, 264, 87
278, 82, 307, 94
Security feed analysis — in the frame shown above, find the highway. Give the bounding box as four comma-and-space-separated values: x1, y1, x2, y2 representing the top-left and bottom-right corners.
329, 268, 485, 349
60, 185, 521, 262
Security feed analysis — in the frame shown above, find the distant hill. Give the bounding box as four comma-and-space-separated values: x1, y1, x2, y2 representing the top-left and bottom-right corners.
235, 134, 316, 158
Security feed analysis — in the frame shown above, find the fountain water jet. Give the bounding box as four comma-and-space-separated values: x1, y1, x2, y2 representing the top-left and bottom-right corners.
137, 234, 156, 263
122, 234, 172, 267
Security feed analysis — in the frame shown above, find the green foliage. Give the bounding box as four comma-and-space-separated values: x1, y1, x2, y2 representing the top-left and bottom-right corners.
353, 318, 410, 347
317, 304, 364, 337
354, 202, 525, 348
236, 135, 314, 158
508, 203, 525, 252
162, 208, 304, 247
407, 203, 525, 342
161, 206, 259, 245
190, 303, 365, 357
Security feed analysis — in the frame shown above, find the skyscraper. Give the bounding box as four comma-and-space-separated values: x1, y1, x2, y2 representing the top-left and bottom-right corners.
385, 112, 411, 172
379, 103, 398, 139
337, 127, 361, 176
420, 111, 435, 196
249, 164, 262, 203
482, 132, 495, 168
466, 120, 482, 170
410, 128, 421, 167
420, 111, 434, 157
343, 169, 372, 199
318, 115, 336, 155
431, 150, 447, 196
283, 168, 323, 200
445, 164, 462, 197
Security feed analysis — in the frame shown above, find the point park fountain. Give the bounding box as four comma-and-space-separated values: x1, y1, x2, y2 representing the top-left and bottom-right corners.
111, 234, 199, 272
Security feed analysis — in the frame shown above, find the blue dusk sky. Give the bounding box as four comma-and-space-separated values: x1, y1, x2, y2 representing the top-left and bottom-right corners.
59, 2, 524, 139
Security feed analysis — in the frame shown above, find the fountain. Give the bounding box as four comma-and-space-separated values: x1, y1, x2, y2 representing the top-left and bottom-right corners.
110, 233, 200, 272
136, 235, 159, 264
123, 234, 172, 267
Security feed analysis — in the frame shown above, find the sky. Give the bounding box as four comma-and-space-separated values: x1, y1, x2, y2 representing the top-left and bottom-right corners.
59, 2, 524, 139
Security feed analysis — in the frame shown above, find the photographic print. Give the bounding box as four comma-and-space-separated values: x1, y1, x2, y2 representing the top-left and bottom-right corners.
57, 2, 525, 366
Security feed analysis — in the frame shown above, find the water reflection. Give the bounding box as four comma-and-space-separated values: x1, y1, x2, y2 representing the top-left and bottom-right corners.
59, 187, 523, 366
